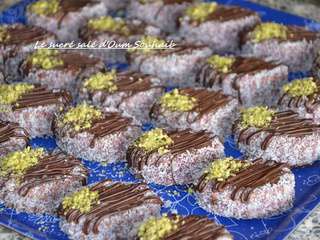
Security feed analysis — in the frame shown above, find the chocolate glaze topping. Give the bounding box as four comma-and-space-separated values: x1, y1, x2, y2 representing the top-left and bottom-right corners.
196, 159, 287, 202
54, 0, 98, 27
278, 84, 320, 113
127, 129, 214, 171
236, 110, 320, 150
182, 88, 231, 120
151, 88, 231, 124
157, 215, 229, 240
86, 72, 163, 108
1, 25, 53, 45
80, 20, 146, 41
0, 121, 29, 144
244, 25, 318, 43
207, 6, 257, 22
58, 180, 163, 235
286, 26, 318, 42
22, 52, 100, 76
86, 112, 133, 147
12, 85, 71, 111
196, 57, 278, 104
18, 152, 88, 197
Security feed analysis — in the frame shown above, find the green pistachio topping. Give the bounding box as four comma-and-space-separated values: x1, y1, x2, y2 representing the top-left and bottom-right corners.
130, 35, 167, 54
138, 215, 179, 240
61, 103, 103, 132
251, 23, 288, 43
207, 55, 235, 73
0, 26, 10, 43
0, 83, 34, 105
283, 77, 317, 97
84, 71, 118, 92
87, 16, 130, 35
62, 187, 99, 214
0, 147, 44, 177
28, 0, 60, 16
205, 157, 251, 182
134, 128, 173, 154
160, 89, 196, 112
240, 106, 275, 129
28, 49, 64, 70
185, 2, 218, 23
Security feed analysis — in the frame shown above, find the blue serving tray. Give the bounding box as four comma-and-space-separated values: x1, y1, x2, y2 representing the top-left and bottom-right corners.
0, 0, 320, 240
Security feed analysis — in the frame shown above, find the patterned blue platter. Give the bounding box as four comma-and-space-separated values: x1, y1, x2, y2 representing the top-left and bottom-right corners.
0, 0, 320, 240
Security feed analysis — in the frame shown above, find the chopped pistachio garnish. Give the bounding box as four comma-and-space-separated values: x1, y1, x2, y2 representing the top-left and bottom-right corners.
0, 83, 34, 105
0, 26, 10, 43
87, 16, 130, 35
207, 55, 235, 73
160, 89, 196, 112
28, 0, 60, 16
134, 128, 173, 154
251, 23, 288, 43
61, 103, 103, 132
28, 49, 64, 70
130, 35, 167, 54
205, 158, 250, 182
0, 147, 44, 177
185, 2, 218, 23
240, 106, 275, 129
84, 71, 118, 92
138, 215, 179, 240
283, 77, 317, 97
62, 187, 99, 214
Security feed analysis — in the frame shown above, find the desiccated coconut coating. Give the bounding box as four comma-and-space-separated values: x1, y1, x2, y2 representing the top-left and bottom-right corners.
59, 179, 163, 240
0, 24, 56, 82
0, 83, 72, 137
127, 128, 225, 185
150, 88, 239, 140
278, 77, 320, 123
26, 0, 108, 41
127, 0, 194, 33
0, 121, 29, 157
313, 52, 320, 79
137, 214, 233, 240
80, 17, 164, 63
79, 71, 165, 123
195, 158, 295, 219
196, 55, 288, 107
233, 106, 320, 166
241, 22, 320, 72
0, 148, 88, 214
21, 50, 105, 97
128, 36, 213, 87
179, 2, 261, 53
53, 103, 142, 162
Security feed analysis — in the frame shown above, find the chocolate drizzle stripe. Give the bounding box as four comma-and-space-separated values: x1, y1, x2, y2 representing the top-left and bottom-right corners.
0, 122, 29, 144
163, 215, 227, 240
54, 0, 99, 28
59, 180, 162, 234
18, 153, 88, 196
127, 130, 214, 172
196, 159, 287, 203
196, 57, 278, 104
237, 110, 320, 150
3, 25, 52, 45
180, 88, 231, 121
190, 6, 257, 26
278, 86, 320, 113
13, 86, 71, 110
87, 113, 135, 148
